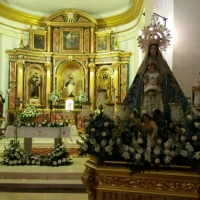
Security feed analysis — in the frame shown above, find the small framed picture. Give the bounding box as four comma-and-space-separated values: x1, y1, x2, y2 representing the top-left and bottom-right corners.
96, 31, 111, 52
32, 31, 46, 51
60, 28, 83, 53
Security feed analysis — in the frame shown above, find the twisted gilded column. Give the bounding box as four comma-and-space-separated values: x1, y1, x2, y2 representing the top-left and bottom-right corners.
112, 62, 120, 103
17, 56, 24, 108
45, 62, 52, 109
89, 61, 96, 109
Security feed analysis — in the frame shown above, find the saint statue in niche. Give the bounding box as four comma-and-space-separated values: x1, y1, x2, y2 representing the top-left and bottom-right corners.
0, 92, 5, 118
101, 72, 110, 102
65, 74, 76, 97
30, 72, 41, 99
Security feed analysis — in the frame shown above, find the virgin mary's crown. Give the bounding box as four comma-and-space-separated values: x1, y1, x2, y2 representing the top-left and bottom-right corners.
138, 15, 171, 52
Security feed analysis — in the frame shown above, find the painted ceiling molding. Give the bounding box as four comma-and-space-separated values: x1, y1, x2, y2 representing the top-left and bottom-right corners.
0, 0, 144, 28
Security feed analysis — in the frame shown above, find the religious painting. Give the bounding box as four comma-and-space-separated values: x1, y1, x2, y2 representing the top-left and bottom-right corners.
33, 32, 46, 51
60, 28, 83, 53
96, 31, 111, 52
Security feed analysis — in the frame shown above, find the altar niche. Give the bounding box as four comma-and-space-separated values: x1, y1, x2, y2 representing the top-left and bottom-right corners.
96, 65, 114, 105
54, 60, 87, 108
24, 64, 46, 107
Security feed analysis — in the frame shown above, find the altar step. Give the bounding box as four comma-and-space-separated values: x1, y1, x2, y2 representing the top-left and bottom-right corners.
0, 157, 88, 189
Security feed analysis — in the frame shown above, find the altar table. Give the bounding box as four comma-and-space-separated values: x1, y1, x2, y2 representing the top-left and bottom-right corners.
5, 125, 78, 154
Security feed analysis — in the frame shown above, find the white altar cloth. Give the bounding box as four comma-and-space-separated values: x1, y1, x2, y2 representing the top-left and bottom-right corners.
5, 125, 78, 154
5, 125, 77, 141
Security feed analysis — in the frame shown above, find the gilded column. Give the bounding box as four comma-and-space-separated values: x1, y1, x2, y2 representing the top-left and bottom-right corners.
47, 25, 51, 52
17, 56, 24, 107
112, 62, 120, 103
90, 27, 95, 53
45, 62, 52, 109
89, 61, 96, 109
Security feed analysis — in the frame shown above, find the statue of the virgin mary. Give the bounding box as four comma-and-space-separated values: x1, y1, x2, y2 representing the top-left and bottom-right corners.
124, 16, 189, 120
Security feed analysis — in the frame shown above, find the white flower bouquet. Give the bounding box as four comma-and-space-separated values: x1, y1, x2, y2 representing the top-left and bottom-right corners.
75, 89, 88, 106
49, 91, 61, 103
19, 104, 42, 121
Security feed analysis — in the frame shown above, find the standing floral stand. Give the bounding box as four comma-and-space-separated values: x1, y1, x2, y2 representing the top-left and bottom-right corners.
48, 91, 61, 121
75, 89, 88, 109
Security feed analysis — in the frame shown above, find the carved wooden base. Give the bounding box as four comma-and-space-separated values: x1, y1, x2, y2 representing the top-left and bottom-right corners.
82, 158, 200, 200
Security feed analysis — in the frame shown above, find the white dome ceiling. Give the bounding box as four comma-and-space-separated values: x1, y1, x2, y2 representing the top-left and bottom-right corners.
2, 0, 132, 18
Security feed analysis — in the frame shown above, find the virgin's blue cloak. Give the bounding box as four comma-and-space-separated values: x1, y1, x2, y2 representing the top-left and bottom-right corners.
124, 49, 189, 120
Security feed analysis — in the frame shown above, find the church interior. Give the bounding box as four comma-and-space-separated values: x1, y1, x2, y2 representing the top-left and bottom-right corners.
1, 0, 200, 199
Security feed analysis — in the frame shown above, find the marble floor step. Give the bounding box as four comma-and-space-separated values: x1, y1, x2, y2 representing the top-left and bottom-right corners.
0, 172, 82, 180
0, 179, 84, 188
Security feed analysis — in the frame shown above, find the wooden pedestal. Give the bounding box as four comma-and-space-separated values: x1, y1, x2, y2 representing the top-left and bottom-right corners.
81, 157, 200, 200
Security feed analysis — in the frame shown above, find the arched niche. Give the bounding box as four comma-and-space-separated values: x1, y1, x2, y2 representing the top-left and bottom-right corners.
96, 65, 114, 103
55, 60, 86, 100
24, 64, 46, 106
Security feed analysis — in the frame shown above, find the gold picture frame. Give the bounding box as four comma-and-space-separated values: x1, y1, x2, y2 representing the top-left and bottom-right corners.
32, 30, 47, 51
60, 28, 83, 53
96, 31, 111, 52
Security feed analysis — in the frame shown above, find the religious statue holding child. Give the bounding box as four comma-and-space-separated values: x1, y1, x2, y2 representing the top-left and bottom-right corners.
30, 72, 41, 99
124, 15, 188, 122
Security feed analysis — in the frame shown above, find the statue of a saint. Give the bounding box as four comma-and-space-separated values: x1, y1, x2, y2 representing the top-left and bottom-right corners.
140, 112, 158, 147
142, 57, 163, 116
0, 92, 5, 118
65, 74, 75, 97
30, 72, 41, 99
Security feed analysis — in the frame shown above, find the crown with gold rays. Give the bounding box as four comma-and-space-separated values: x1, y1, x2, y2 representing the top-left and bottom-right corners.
137, 15, 171, 52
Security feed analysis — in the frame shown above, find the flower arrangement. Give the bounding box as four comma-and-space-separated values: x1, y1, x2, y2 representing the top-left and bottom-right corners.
49, 91, 61, 103
13, 120, 69, 127
1, 139, 27, 165
77, 105, 200, 173
19, 104, 42, 121
1, 134, 72, 167
25, 153, 45, 166
44, 142, 72, 166
77, 111, 116, 159
75, 89, 88, 106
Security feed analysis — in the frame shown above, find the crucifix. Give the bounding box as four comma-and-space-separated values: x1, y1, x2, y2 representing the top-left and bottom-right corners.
14, 97, 23, 117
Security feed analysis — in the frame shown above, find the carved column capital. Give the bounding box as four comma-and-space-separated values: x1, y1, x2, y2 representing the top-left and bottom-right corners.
45, 62, 52, 71
17, 60, 24, 69
89, 62, 96, 72
112, 62, 120, 71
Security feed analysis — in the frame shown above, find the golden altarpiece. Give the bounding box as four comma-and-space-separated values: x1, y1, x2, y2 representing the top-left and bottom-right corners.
6, 9, 131, 128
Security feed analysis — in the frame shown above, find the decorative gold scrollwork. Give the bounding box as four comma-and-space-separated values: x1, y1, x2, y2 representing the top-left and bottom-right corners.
103, 192, 118, 200
197, 183, 200, 198
126, 194, 141, 200
81, 166, 98, 200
